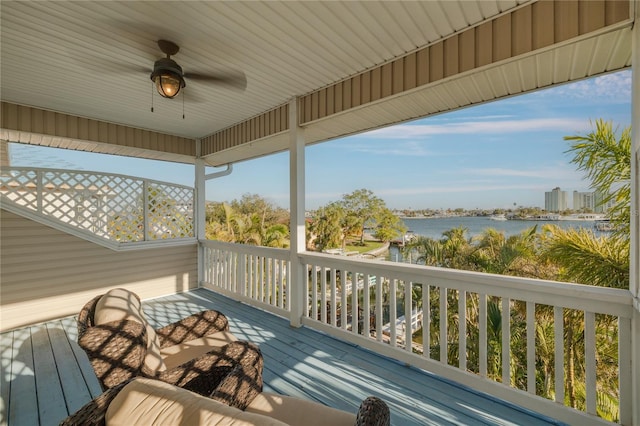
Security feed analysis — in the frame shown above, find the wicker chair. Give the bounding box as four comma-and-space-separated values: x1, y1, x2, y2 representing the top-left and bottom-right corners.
76, 288, 263, 410
60, 377, 391, 426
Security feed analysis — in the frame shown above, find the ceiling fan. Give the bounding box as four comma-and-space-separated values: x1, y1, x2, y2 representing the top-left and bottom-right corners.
150, 39, 246, 99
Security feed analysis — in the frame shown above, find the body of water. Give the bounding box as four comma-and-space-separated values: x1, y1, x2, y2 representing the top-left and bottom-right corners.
387, 216, 602, 263
400, 216, 599, 240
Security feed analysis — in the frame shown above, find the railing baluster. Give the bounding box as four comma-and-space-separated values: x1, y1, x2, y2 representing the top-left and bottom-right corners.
259, 256, 264, 302
390, 278, 397, 347
479, 293, 487, 377
340, 270, 347, 330
584, 311, 596, 414
312, 265, 318, 320
619, 316, 632, 426
459, 290, 466, 370
239, 254, 246, 297
303, 263, 310, 317
330, 268, 337, 327
440, 287, 447, 364
502, 297, 510, 386
351, 271, 359, 335
554, 306, 564, 403
527, 302, 535, 394
376, 276, 383, 342
280, 260, 286, 310
272, 258, 278, 306
423, 283, 429, 359
404, 280, 412, 352
321, 267, 327, 324
363, 274, 370, 337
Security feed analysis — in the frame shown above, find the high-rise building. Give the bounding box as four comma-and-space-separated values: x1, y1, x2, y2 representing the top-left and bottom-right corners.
594, 191, 615, 213
545, 187, 568, 212
573, 190, 596, 211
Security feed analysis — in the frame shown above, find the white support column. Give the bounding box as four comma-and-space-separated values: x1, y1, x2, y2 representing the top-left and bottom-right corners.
630, 1, 640, 424
195, 140, 207, 287
289, 98, 305, 328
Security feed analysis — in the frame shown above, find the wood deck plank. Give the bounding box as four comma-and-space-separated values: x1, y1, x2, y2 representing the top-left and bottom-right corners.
45, 322, 92, 415
1, 330, 14, 425
7, 327, 39, 426
58, 317, 102, 398
30, 324, 67, 426
2, 288, 566, 426
149, 289, 562, 426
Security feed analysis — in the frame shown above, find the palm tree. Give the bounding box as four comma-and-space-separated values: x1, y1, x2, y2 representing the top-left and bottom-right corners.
540, 225, 629, 289
564, 119, 631, 239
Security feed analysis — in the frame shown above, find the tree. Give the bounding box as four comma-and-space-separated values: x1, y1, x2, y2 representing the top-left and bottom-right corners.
341, 189, 385, 245
564, 119, 631, 239
309, 202, 345, 251
373, 207, 407, 242
205, 195, 290, 248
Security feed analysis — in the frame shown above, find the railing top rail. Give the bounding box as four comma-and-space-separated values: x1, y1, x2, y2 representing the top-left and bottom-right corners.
1, 166, 194, 191
300, 251, 634, 317
200, 239, 290, 259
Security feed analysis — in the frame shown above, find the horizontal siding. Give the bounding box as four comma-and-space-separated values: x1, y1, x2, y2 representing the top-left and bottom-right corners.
0, 210, 198, 332
200, 104, 289, 157
296, 0, 629, 125
1, 102, 196, 158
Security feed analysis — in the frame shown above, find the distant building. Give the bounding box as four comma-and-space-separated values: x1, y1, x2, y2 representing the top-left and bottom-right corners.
573, 190, 596, 211
594, 191, 616, 213
545, 187, 568, 212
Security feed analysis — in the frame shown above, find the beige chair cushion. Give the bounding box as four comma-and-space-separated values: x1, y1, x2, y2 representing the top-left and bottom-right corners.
246, 392, 356, 426
94, 288, 166, 374
106, 378, 288, 426
160, 331, 238, 370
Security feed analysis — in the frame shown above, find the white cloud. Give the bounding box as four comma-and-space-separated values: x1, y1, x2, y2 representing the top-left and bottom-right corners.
345, 140, 436, 156
536, 70, 631, 103
463, 166, 581, 180
364, 117, 587, 139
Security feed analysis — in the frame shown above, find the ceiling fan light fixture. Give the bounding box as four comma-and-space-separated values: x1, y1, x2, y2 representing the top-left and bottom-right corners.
150, 57, 185, 99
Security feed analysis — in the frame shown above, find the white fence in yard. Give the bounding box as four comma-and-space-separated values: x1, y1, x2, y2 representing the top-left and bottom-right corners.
202, 240, 634, 426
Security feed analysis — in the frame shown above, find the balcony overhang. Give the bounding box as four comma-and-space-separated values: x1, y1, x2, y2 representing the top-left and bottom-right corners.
0, 0, 634, 167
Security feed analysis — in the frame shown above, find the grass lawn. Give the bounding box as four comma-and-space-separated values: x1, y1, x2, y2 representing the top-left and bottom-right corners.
344, 240, 385, 254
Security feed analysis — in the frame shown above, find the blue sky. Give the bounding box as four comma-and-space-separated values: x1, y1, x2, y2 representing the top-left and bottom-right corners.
9, 70, 631, 210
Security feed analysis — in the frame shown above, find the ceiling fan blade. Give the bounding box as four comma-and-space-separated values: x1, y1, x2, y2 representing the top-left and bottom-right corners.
182, 89, 205, 104
184, 71, 247, 91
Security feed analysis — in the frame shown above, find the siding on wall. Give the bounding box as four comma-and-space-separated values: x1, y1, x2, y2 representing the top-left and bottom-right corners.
200, 104, 289, 157
0, 210, 198, 331
296, 0, 629, 126
1, 102, 196, 161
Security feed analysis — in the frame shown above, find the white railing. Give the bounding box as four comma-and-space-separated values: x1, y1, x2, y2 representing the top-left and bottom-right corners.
201, 242, 634, 425
0, 167, 194, 248
201, 240, 291, 317
300, 252, 633, 426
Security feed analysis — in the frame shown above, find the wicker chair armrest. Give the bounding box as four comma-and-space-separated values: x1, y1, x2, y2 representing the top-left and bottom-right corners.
59, 380, 131, 426
156, 340, 263, 410
156, 309, 230, 348
355, 396, 390, 426
78, 320, 147, 390
77, 294, 103, 340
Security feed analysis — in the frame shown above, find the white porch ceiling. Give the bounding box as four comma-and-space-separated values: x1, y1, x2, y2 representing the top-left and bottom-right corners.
1, 1, 527, 140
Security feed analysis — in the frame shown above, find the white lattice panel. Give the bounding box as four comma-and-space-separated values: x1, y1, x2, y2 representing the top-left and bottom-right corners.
0, 169, 39, 210
146, 183, 194, 240
1, 167, 194, 244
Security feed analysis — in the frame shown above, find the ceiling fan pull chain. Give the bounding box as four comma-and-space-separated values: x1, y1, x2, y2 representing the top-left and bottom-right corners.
151, 82, 155, 113
182, 91, 185, 119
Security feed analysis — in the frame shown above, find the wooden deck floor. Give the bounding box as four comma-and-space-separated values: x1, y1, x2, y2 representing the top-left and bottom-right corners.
1, 288, 566, 426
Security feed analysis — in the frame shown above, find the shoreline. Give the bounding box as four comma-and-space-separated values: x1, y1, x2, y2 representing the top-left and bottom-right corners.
399, 214, 605, 222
